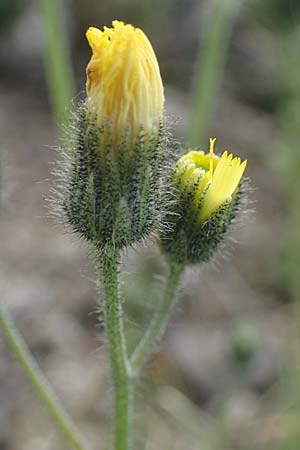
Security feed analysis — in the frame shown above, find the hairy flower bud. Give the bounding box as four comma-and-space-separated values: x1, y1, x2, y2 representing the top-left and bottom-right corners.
58, 20, 171, 251
160, 139, 247, 264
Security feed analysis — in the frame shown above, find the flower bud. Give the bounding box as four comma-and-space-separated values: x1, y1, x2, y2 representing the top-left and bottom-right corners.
85, 20, 164, 143
160, 138, 247, 265
59, 20, 170, 251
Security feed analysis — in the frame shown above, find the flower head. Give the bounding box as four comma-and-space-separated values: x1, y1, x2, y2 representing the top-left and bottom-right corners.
159, 139, 248, 265
86, 20, 164, 140
176, 138, 247, 222
58, 21, 170, 251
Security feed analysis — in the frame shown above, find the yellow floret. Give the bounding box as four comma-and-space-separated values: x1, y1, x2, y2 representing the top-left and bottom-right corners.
85, 20, 164, 140
176, 138, 247, 222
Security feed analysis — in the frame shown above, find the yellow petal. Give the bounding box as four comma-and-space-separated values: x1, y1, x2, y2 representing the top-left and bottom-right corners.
85, 20, 164, 141
174, 139, 247, 222
200, 151, 247, 221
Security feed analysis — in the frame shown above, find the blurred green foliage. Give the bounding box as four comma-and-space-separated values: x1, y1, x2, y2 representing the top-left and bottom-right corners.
252, 0, 300, 30
231, 323, 260, 364
0, 0, 24, 27
39, 0, 75, 126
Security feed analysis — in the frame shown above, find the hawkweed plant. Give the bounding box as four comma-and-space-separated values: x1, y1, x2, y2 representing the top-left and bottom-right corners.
54, 19, 249, 450
54, 20, 172, 450
0, 18, 250, 450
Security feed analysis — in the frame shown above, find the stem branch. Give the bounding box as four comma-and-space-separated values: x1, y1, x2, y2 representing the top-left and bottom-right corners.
130, 262, 184, 374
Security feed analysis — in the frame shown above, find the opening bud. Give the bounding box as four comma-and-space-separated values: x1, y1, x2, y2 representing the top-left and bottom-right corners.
160, 139, 247, 265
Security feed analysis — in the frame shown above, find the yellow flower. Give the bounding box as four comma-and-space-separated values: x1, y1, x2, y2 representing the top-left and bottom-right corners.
176, 138, 247, 222
85, 20, 164, 140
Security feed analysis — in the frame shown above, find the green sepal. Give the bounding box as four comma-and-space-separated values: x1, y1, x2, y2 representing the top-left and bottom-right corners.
160, 181, 243, 265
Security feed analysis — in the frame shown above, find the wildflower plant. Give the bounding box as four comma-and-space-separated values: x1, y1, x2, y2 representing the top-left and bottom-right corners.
0, 16, 250, 450
54, 19, 248, 450
54, 20, 175, 450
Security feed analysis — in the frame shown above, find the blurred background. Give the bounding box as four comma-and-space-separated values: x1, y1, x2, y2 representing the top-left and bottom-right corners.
1, 0, 300, 449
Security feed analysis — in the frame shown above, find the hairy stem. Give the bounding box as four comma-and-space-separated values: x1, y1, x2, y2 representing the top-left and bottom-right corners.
0, 306, 92, 450
100, 248, 133, 450
130, 262, 184, 374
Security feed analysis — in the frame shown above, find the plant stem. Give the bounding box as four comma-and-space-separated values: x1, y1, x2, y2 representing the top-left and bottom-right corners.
39, 0, 75, 126
100, 248, 133, 450
0, 306, 93, 450
188, 0, 243, 147
130, 262, 184, 374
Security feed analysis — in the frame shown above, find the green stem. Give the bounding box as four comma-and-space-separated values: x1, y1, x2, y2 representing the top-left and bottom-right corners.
130, 262, 184, 374
188, 0, 243, 147
38, 0, 75, 126
100, 248, 133, 450
0, 306, 93, 450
